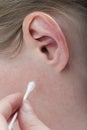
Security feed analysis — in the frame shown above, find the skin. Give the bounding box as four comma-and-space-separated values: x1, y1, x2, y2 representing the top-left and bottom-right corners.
0, 93, 49, 130
0, 12, 87, 130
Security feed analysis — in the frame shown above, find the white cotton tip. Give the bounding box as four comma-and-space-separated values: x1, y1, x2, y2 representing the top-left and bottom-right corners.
23, 81, 36, 100
28, 81, 36, 93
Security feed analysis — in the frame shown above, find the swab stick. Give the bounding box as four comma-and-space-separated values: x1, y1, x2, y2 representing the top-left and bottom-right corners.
8, 81, 36, 130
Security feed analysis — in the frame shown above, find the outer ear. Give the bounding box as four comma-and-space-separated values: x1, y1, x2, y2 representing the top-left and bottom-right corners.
22, 12, 69, 71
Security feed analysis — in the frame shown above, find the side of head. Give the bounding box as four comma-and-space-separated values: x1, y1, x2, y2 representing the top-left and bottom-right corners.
0, 1, 87, 130
0, 0, 87, 72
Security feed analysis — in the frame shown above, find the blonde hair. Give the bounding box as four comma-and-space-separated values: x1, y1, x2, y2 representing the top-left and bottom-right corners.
0, 0, 86, 57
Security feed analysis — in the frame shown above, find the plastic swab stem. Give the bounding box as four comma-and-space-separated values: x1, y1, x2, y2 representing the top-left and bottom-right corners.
8, 81, 35, 130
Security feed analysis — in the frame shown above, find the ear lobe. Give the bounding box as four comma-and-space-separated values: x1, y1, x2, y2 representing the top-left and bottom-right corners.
23, 12, 69, 71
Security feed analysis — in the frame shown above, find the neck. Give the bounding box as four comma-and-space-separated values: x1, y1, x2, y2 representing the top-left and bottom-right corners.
52, 67, 87, 130
53, 80, 87, 130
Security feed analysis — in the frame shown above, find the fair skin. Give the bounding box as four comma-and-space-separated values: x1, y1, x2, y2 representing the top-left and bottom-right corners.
0, 93, 50, 130
0, 12, 87, 130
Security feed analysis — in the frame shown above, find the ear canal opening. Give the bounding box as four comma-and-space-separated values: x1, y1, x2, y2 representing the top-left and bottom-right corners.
41, 46, 49, 55
41, 45, 53, 60
39, 36, 58, 60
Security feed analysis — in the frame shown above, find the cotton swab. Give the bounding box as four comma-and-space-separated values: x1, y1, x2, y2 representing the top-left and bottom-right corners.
8, 81, 36, 130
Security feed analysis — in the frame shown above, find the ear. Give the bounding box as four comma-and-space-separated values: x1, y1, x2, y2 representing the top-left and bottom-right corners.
22, 12, 69, 71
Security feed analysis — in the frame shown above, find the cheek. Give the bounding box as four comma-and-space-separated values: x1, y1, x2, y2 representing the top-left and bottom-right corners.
0, 59, 34, 99
0, 68, 26, 99
0, 55, 49, 99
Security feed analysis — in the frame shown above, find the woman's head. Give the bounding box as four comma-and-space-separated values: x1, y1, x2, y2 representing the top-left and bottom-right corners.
0, 0, 86, 58
0, 1, 87, 130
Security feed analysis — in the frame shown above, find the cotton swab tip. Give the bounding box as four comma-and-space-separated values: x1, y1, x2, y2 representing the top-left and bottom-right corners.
27, 81, 36, 92
23, 81, 36, 100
